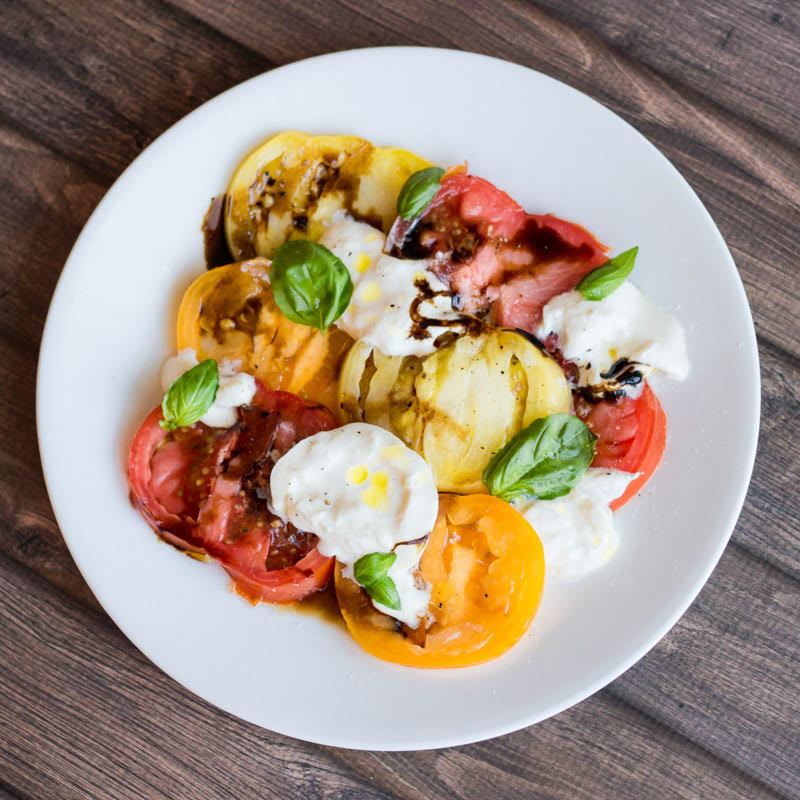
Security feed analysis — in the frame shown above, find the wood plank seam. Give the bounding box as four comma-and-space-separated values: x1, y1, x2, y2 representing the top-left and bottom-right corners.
605, 656, 790, 800
0, 6, 795, 790
525, 0, 800, 155
0, 779, 24, 800
451, 690, 786, 800
157, 0, 278, 73
401, 0, 800, 210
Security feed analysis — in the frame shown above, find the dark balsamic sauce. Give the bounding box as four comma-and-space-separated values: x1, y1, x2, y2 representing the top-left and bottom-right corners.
202, 193, 235, 268
575, 358, 644, 403
513, 328, 549, 353
600, 358, 644, 387
409, 276, 484, 341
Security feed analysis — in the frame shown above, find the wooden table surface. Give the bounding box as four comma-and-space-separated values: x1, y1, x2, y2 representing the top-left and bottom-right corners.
1, 1, 798, 798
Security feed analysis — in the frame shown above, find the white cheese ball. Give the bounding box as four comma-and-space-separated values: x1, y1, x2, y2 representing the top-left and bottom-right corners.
537, 282, 689, 387
515, 468, 635, 579
319, 216, 386, 284
270, 423, 438, 565
320, 217, 461, 357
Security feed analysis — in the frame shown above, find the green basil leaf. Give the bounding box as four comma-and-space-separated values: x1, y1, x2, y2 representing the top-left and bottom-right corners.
483, 413, 596, 501
271, 240, 353, 330
353, 551, 396, 586
397, 166, 445, 220
353, 552, 401, 610
366, 576, 401, 611
577, 246, 638, 301
160, 359, 219, 431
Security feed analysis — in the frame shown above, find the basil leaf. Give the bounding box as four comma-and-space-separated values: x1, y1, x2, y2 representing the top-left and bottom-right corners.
271, 240, 353, 330
353, 552, 401, 610
483, 414, 596, 501
160, 359, 218, 431
577, 246, 638, 301
367, 576, 401, 611
397, 166, 445, 220
354, 551, 396, 586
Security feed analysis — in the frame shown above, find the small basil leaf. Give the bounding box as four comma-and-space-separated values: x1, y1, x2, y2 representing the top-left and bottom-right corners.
353, 551, 397, 586
577, 246, 638, 301
271, 240, 353, 330
483, 414, 596, 501
366, 576, 401, 611
353, 552, 401, 611
397, 166, 445, 220
160, 359, 219, 431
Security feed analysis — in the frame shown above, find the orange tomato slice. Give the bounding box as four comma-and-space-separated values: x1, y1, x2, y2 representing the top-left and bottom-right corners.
176, 259, 352, 412
335, 494, 545, 667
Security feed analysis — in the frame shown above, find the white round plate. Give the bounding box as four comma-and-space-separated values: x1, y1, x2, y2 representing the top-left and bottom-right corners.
37, 47, 759, 750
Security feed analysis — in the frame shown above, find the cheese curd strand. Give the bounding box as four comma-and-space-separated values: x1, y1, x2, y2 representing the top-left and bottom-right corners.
319, 217, 465, 357
537, 281, 689, 390
160, 348, 256, 428
270, 423, 437, 628
514, 468, 635, 579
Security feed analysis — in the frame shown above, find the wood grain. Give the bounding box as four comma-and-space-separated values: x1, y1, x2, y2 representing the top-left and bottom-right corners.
534, 0, 800, 148
612, 541, 800, 796
0, 0, 798, 798
0, 0, 271, 182
0, 554, 782, 800
0, 126, 105, 610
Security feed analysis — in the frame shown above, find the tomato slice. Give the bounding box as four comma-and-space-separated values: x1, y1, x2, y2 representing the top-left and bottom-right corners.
196, 389, 339, 603
387, 173, 607, 332
335, 494, 544, 668
575, 382, 668, 510
176, 260, 352, 412
127, 407, 238, 554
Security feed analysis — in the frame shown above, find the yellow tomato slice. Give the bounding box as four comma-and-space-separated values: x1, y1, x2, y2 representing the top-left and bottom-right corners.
176, 259, 352, 411
335, 494, 545, 668
338, 331, 572, 492
224, 131, 431, 259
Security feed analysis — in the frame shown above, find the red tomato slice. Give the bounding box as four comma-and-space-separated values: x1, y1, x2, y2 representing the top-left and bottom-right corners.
387, 173, 607, 332
433, 173, 527, 239
128, 407, 237, 554
196, 389, 338, 603
575, 383, 667, 510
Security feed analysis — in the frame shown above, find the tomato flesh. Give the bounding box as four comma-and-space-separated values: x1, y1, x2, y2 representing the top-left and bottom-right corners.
387, 173, 607, 331
128, 407, 237, 554
175, 261, 351, 412
196, 389, 339, 603
129, 385, 339, 602
575, 382, 667, 510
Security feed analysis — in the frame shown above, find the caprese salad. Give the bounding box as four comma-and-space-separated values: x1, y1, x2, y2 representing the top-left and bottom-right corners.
128, 131, 688, 668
